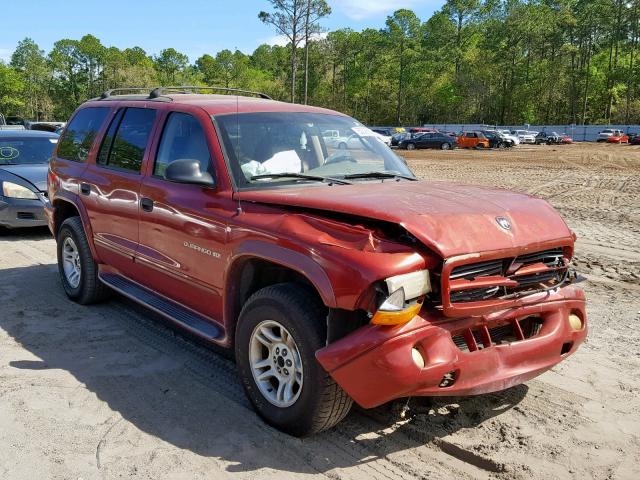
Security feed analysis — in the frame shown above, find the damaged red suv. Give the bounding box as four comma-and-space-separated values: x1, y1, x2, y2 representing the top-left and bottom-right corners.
46, 87, 587, 436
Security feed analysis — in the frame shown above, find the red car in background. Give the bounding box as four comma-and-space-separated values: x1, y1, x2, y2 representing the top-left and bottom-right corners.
560, 134, 573, 144
606, 132, 630, 143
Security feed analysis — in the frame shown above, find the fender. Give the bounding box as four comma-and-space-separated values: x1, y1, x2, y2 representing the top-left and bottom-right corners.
227, 239, 337, 310
50, 191, 101, 263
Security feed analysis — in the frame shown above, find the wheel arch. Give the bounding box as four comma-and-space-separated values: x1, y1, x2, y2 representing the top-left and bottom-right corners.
51, 195, 100, 261
225, 241, 337, 337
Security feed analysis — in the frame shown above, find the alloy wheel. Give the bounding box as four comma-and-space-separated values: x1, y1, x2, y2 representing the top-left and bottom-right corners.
62, 237, 81, 288
249, 320, 304, 408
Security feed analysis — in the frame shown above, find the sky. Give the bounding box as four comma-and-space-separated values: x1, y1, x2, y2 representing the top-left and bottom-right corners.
0, 0, 444, 63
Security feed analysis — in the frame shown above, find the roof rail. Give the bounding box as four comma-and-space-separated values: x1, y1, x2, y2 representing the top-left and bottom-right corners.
99, 88, 154, 99
148, 86, 273, 100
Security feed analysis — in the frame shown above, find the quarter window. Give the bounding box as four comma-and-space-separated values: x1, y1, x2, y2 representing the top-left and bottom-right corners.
57, 107, 110, 162
97, 108, 156, 173
154, 112, 211, 177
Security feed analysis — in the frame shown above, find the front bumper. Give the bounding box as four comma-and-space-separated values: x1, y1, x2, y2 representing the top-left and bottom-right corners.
0, 195, 48, 228
317, 286, 587, 409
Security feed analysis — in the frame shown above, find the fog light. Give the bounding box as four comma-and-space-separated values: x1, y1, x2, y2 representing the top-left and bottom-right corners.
568, 313, 583, 331
411, 347, 425, 369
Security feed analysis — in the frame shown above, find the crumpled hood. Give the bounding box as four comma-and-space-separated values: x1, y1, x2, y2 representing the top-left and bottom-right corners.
240, 180, 573, 258
0, 164, 48, 191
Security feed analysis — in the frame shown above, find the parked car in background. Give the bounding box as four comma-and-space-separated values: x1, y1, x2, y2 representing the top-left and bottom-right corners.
511, 130, 536, 144
391, 132, 413, 147
495, 130, 520, 145
597, 129, 623, 142
482, 131, 514, 148
46, 86, 587, 436
0, 130, 58, 229
630, 134, 640, 145
371, 128, 394, 137
535, 132, 562, 145
457, 131, 491, 149
560, 134, 573, 144
409, 127, 438, 134
399, 132, 457, 150
606, 132, 629, 143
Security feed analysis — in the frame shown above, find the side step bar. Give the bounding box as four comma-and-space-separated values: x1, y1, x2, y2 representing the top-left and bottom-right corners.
99, 273, 223, 341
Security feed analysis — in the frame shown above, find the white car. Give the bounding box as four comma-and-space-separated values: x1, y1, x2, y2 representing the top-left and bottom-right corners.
597, 129, 623, 142
495, 129, 520, 145
511, 130, 536, 144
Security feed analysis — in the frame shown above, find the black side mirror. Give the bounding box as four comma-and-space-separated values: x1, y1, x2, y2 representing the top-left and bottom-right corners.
164, 159, 215, 187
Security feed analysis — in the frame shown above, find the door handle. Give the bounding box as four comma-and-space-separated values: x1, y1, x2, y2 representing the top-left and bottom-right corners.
80, 183, 91, 196
140, 197, 154, 212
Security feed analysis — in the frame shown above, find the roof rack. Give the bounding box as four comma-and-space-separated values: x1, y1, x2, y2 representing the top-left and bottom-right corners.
149, 86, 273, 100
97, 86, 273, 101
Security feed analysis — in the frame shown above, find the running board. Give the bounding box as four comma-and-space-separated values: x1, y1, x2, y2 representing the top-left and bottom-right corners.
99, 273, 223, 341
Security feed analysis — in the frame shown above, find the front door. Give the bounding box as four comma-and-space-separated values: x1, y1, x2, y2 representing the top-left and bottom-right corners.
135, 110, 228, 321
81, 107, 158, 273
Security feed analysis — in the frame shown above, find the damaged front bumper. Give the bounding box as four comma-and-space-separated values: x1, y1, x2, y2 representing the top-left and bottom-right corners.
316, 286, 587, 409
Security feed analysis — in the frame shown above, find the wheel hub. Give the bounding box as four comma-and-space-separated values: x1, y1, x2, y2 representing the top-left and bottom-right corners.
62, 237, 81, 288
250, 321, 304, 408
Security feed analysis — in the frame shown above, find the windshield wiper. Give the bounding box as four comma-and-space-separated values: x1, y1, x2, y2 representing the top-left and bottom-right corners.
343, 172, 417, 181
251, 173, 352, 185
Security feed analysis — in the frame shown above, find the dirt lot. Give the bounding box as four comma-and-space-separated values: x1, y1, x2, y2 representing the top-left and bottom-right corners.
1, 142, 639, 480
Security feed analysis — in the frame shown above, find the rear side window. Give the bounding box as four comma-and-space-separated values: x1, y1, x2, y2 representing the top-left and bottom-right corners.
57, 107, 109, 162
154, 112, 211, 177
97, 108, 156, 173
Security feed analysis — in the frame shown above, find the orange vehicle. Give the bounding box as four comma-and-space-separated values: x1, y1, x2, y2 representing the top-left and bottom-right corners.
457, 131, 491, 148
606, 132, 629, 143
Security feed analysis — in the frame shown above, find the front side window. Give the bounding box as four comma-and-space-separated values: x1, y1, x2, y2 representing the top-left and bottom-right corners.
154, 112, 211, 177
215, 112, 414, 189
97, 108, 156, 173
57, 107, 110, 162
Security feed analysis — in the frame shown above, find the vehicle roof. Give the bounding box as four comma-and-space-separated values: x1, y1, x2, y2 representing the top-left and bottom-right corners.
84, 94, 345, 117
0, 129, 59, 138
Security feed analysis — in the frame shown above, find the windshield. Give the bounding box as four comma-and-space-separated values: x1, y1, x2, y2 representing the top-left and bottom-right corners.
0, 137, 58, 165
214, 112, 414, 189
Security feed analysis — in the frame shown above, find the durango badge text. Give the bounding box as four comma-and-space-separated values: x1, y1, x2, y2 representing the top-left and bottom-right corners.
45, 85, 587, 437
184, 241, 221, 258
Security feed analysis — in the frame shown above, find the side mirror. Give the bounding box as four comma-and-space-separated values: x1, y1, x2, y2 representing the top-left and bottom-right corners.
164, 159, 215, 187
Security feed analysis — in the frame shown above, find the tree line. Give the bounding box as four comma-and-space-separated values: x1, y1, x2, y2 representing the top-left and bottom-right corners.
1, 0, 639, 126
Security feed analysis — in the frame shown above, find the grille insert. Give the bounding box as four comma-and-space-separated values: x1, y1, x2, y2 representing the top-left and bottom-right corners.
448, 247, 569, 304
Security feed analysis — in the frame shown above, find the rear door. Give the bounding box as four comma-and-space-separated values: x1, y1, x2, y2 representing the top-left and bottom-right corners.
81, 106, 158, 273
135, 109, 228, 321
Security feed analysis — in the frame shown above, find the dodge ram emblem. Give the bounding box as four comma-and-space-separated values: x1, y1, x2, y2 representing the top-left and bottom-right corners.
496, 216, 512, 230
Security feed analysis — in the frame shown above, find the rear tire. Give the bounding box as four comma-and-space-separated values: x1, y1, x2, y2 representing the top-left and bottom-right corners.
235, 283, 353, 437
57, 217, 110, 304
441, 142, 451, 150
406, 143, 416, 151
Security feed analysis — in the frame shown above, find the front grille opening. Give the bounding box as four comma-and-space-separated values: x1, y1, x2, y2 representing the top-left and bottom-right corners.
451, 316, 544, 352
560, 342, 573, 355
448, 247, 570, 304
17, 212, 36, 220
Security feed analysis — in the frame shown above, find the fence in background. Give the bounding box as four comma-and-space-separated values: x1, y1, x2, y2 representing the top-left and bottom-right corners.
415, 124, 640, 142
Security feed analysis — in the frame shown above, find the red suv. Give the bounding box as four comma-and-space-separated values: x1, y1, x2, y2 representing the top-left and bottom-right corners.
46, 87, 587, 436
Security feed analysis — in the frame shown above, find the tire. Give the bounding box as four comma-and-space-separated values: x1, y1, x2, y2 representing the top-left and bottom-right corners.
440, 142, 451, 150
57, 216, 110, 304
476, 143, 485, 149
498, 142, 506, 149
338, 142, 347, 150
406, 143, 416, 151
235, 283, 353, 437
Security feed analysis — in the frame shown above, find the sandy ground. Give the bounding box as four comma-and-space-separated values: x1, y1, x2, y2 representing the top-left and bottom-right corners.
0, 142, 639, 480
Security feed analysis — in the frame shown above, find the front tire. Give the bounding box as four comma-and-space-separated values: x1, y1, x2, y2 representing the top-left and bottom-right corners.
441, 142, 451, 150
235, 284, 352, 436
57, 217, 110, 304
